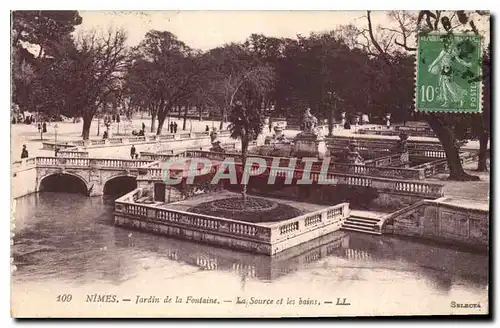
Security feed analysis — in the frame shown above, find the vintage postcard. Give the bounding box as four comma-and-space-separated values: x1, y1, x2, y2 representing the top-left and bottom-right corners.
10, 10, 490, 318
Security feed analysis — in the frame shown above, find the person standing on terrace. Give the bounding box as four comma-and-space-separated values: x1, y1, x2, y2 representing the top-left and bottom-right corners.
21, 145, 28, 159
130, 145, 136, 159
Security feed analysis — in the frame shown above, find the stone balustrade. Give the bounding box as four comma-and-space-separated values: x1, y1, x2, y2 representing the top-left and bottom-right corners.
357, 127, 436, 138
12, 157, 36, 170
158, 135, 175, 141
42, 142, 78, 150
269, 203, 349, 244
35, 156, 153, 169
364, 154, 402, 167
326, 136, 445, 152
411, 149, 447, 158
139, 152, 180, 161
145, 156, 443, 198
42, 130, 220, 150
115, 188, 272, 243
58, 149, 89, 158
183, 150, 425, 180
114, 188, 349, 254
194, 131, 210, 138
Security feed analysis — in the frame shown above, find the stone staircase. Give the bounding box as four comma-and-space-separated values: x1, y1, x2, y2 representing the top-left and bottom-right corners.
342, 210, 385, 235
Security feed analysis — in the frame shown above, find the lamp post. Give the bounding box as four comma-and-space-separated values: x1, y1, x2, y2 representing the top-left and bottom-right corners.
54, 123, 59, 157
386, 113, 392, 129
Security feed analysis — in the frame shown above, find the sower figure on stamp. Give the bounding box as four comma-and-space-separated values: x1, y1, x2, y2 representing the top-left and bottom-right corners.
428, 37, 472, 108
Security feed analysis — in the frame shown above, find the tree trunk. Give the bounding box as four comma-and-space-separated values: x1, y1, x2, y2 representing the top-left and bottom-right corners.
477, 131, 489, 171
182, 104, 188, 131
425, 116, 479, 181
150, 111, 156, 133
157, 112, 166, 135
96, 117, 100, 136
327, 108, 335, 137
82, 116, 92, 140
241, 136, 249, 200
219, 106, 227, 130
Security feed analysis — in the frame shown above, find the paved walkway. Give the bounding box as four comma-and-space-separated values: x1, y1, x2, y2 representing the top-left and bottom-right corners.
10, 116, 229, 161
425, 162, 490, 204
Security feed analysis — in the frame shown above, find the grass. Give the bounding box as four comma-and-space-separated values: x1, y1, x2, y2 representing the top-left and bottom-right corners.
188, 197, 303, 223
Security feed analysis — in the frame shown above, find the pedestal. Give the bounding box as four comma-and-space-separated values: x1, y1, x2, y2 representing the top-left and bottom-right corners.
400, 152, 410, 168
293, 132, 327, 159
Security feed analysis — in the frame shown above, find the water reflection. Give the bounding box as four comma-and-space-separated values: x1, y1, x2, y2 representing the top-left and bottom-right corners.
12, 193, 488, 293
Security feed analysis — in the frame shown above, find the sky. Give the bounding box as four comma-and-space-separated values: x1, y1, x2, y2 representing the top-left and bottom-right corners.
75, 11, 384, 50
73, 10, 490, 52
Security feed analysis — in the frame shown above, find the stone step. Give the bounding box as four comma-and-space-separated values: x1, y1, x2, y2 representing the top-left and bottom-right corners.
342, 222, 378, 231
348, 216, 380, 224
341, 225, 382, 235
344, 219, 375, 228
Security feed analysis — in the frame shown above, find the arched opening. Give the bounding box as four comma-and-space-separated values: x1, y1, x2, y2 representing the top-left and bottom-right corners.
39, 174, 88, 195
103, 176, 137, 196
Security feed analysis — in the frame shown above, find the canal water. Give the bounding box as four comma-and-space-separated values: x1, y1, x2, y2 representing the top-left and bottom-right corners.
11, 193, 489, 316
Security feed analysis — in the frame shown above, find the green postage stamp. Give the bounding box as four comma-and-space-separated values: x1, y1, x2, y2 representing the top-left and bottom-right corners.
416, 33, 482, 113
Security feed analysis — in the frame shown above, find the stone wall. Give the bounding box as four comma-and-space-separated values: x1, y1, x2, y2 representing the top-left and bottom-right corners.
383, 198, 489, 251
11, 165, 38, 199
240, 183, 426, 212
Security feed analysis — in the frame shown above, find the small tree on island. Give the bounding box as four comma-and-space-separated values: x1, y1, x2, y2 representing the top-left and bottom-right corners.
228, 101, 264, 200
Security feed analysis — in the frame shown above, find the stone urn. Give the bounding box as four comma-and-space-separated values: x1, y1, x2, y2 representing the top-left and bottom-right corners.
344, 142, 364, 165
396, 131, 409, 167
209, 128, 218, 142
273, 126, 284, 138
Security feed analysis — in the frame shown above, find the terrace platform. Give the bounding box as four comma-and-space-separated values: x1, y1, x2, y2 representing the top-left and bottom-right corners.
114, 189, 349, 255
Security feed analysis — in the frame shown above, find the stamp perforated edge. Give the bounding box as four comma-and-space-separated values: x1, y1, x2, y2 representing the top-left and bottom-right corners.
414, 31, 484, 114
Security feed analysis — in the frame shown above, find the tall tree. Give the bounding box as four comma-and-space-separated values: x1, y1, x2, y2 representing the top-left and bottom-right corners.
132, 30, 203, 135
12, 10, 82, 58
228, 101, 264, 200
200, 43, 276, 129
70, 29, 129, 139
11, 11, 82, 112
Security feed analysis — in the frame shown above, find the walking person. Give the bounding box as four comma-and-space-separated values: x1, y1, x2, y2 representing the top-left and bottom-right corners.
21, 145, 28, 159
174, 122, 178, 133
142, 122, 146, 132
205, 125, 210, 132
130, 145, 136, 159
42, 122, 47, 133
169, 121, 174, 134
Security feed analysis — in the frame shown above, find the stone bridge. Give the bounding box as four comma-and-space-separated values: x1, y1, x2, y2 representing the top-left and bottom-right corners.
12, 157, 155, 198
12, 150, 446, 202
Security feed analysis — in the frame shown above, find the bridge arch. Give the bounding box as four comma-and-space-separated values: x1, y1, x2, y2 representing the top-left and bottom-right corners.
38, 172, 89, 195
102, 174, 138, 196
